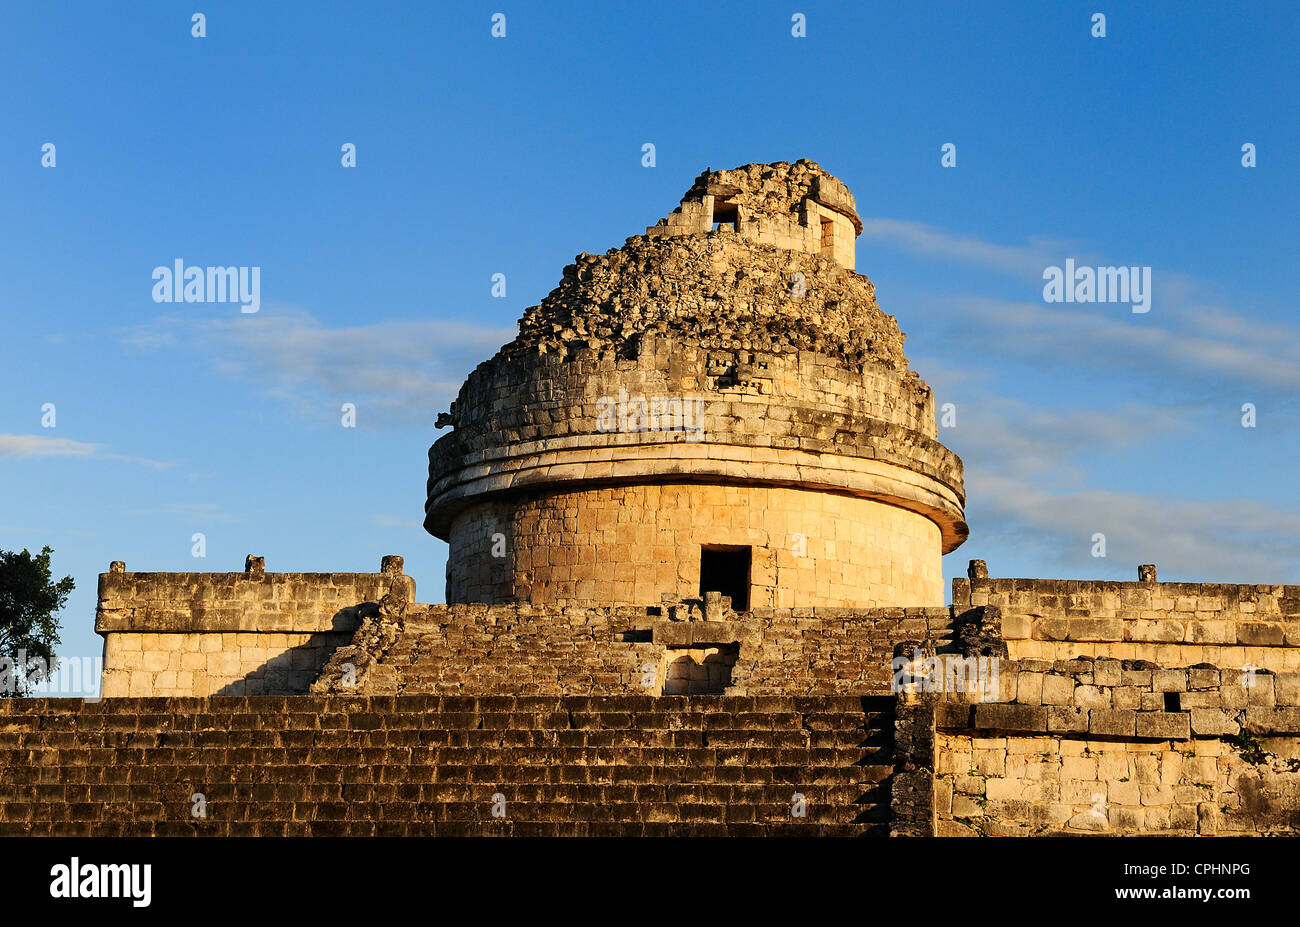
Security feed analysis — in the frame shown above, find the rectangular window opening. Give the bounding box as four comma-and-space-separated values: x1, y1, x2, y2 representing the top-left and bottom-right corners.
699, 545, 751, 612
712, 200, 738, 232
820, 216, 835, 254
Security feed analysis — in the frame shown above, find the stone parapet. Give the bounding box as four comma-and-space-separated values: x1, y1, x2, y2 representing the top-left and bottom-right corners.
954, 569, 1300, 672
95, 557, 414, 697
650, 160, 862, 269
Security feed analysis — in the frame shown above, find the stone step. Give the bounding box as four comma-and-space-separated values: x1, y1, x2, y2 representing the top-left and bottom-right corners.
4, 819, 891, 837
13, 694, 892, 714
1, 727, 890, 747
3, 737, 892, 765
6, 746, 890, 768
4, 771, 893, 801
24, 758, 891, 783
0, 696, 898, 837
31, 717, 890, 739
5, 796, 890, 823
11, 792, 894, 824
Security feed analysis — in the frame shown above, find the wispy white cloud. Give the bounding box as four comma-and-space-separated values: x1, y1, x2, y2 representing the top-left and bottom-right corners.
881, 218, 1300, 582
932, 297, 1300, 392
929, 392, 1300, 582
372, 514, 423, 530
124, 502, 240, 524
0, 434, 172, 469
938, 397, 1191, 484
864, 218, 1300, 393
120, 306, 516, 427
970, 475, 1300, 582
0, 435, 99, 458
857, 218, 1089, 278
926, 360, 1300, 583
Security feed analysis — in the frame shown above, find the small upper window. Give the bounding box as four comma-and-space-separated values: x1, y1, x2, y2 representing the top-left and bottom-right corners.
820, 215, 835, 254
713, 200, 738, 232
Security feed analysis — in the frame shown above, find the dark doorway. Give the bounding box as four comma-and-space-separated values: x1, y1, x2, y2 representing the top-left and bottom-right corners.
712, 199, 738, 232
664, 644, 740, 695
699, 545, 751, 611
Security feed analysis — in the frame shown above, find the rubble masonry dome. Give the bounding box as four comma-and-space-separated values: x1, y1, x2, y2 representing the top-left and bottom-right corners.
426, 161, 967, 609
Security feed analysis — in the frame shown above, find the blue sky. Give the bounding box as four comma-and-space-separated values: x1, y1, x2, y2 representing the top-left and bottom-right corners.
1, 1, 1297, 682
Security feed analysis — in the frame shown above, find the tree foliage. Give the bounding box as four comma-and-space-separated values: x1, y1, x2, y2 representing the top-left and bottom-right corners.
0, 546, 74, 695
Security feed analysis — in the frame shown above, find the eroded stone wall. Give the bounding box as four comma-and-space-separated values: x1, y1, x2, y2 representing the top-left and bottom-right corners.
509, 232, 897, 374
102, 631, 346, 697
434, 334, 948, 475
445, 484, 945, 607
651, 160, 861, 269
936, 733, 1300, 836
955, 572, 1300, 673
933, 656, 1300, 836
96, 557, 413, 697
311, 602, 956, 697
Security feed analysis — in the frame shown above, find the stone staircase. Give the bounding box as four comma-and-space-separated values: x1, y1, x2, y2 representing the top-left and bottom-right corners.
315, 606, 658, 696
0, 695, 896, 836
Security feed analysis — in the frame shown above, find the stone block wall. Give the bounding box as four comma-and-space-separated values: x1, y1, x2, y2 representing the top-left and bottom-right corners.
311, 603, 957, 698
647, 199, 856, 270
446, 484, 945, 608
426, 329, 967, 558
431, 332, 958, 493
933, 656, 1300, 836
955, 569, 1300, 674
96, 556, 414, 697
0, 695, 900, 836
101, 631, 344, 697
644, 160, 860, 270
738, 606, 956, 695
890, 695, 938, 836
804, 198, 857, 269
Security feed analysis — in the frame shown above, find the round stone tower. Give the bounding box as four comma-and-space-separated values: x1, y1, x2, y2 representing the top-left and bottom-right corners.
426, 160, 967, 609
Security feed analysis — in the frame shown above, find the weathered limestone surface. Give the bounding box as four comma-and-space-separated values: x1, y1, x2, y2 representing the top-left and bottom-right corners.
311, 602, 956, 697
427, 160, 967, 611
891, 694, 938, 836
648, 160, 862, 270
933, 648, 1300, 836
96, 557, 413, 697
935, 731, 1300, 837
67, 161, 1300, 838
956, 572, 1300, 672
448, 484, 945, 608
0, 695, 898, 837
102, 631, 344, 697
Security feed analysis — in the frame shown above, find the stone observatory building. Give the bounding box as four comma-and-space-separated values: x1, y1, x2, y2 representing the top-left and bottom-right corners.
17, 160, 1300, 838
426, 160, 967, 610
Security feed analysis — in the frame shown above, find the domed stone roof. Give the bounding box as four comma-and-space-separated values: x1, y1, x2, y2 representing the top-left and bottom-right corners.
426, 161, 967, 584
507, 159, 898, 370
